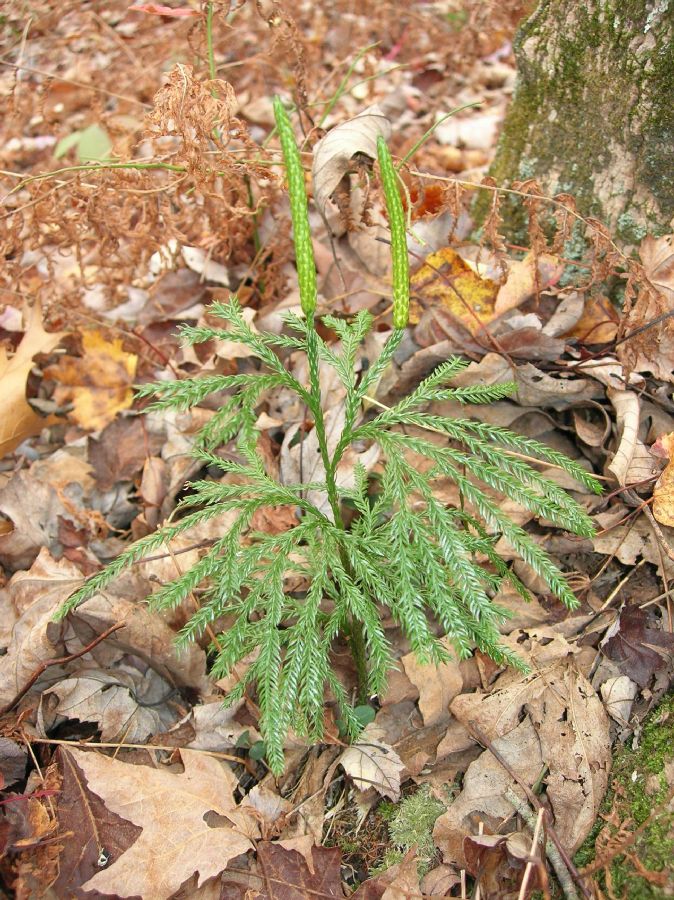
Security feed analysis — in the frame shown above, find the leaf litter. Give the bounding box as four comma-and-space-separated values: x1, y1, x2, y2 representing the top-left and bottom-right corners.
0, 1, 673, 897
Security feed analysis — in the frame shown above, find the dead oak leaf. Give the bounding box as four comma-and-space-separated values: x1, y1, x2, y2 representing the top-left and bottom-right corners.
47, 330, 137, 431
67, 748, 257, 899
311, 105, 391, 217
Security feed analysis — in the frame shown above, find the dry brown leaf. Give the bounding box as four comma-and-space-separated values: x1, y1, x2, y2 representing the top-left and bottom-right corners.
600, 675, 638, 724
256, 842, 343, 898
433, 717, 543, 869
542, 291, 585, 336
187, 700, 259, 751
0, 549, 82, 708
339, 723, 405, 801
45, 665, 179, 742
640, 233, 674, 301
401, 639, 463, 726
0, 449, 98, 571
311, 105, 391, 217
352, 849, 421, 899
618, 234, 674, 382
67, 748, 256, 898
565, 295, 619, 344
448, 657, 611, 856
47, 329, 137, 430
0, 303, 65, 457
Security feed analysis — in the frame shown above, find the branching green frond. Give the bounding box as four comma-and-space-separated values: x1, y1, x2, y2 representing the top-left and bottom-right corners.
383, 356, 470, 414
435, 382, 517, 404
137, 373, 284, 411
57, 503, 250, 618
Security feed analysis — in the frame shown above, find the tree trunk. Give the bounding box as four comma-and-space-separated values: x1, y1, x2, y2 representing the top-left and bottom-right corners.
489, 0, 674, 242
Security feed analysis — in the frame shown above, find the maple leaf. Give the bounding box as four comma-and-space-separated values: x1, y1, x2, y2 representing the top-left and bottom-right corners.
65, 748, 257, 898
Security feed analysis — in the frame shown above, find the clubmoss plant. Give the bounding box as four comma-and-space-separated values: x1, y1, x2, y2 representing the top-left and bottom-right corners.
60, 98, 602, 773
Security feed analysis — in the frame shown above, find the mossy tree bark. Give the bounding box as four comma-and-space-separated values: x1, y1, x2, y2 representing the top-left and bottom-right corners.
490, 0, 674, 242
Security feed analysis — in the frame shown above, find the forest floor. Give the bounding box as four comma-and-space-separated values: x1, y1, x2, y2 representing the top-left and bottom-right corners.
0, 2, 673, 898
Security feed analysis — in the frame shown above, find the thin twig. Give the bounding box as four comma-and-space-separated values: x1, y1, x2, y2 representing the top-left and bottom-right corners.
505, 788, 579, 900
518, 806, 545, 900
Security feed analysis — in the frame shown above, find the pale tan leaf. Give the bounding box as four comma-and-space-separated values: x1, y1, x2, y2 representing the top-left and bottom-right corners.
45, 667, 178, 742
311, 105, 391, 217
339, 723, 404, 801
68, 748, 256, 898
600, 675, 638, 724
494, 252, 564, 315
607, 388, 653, 486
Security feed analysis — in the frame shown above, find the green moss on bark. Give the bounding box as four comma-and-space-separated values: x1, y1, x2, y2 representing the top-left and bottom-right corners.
483, 0, 674, 241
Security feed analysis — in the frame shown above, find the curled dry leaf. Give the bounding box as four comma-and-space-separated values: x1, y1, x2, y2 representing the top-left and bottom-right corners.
339, 723, 405, 801
606, 387, 656, 487
0, 302, 65, 457
311, 105, 391, 217
600, 675, 638, 724
66, 748, 257, 899
45, 665, 180, 743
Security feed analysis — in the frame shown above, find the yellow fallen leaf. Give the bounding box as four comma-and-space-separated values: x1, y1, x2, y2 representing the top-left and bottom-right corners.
565, 295, 618, 344
47, 330, 137, 431
652, 432, 674, 526
409, 247, 498, 333
0, 303, 65, 458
